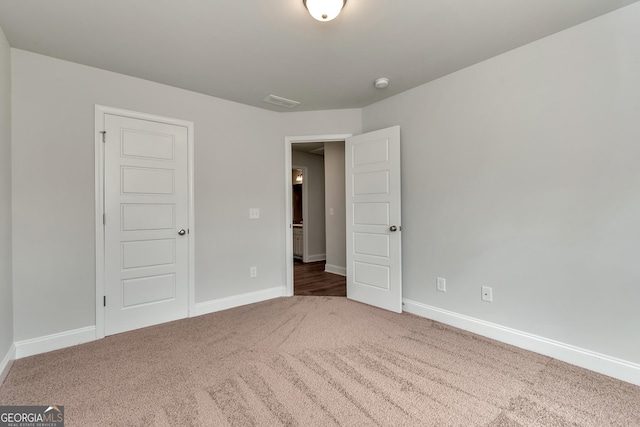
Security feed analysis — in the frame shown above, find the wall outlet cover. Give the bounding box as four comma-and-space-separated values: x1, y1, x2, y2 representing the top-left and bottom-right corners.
437, 277, 446, 292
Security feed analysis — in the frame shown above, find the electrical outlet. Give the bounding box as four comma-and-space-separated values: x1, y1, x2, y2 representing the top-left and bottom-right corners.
436, 277, 446, 292
481, 286, 493, 302
250, 266, 257, 277
249, 208, 260, 219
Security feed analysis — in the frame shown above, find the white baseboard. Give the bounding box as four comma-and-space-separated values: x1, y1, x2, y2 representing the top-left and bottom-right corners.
194, 286, 287, 317
307, 253, 326, 262
324, 264, 346, 276
0, 343, 16, 385
14, 326, 97, 359
9, 288, 287, 360
403, 299, 640, 387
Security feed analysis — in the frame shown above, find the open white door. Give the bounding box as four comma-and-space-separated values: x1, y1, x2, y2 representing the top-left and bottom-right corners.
346, 126, 402, 313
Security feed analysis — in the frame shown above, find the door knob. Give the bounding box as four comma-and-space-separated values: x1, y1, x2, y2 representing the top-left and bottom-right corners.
389, 225, 398, 232
178, 229, 186, 235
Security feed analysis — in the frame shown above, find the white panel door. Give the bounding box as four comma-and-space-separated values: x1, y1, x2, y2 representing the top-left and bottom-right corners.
346, 126, 402, 313
104, 114, 189, 335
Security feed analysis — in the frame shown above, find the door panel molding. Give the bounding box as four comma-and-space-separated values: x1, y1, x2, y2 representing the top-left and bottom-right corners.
95, 105, 195, 339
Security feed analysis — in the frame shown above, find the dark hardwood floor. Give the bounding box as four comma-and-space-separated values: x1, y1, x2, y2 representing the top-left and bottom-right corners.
294, 261, 346, 296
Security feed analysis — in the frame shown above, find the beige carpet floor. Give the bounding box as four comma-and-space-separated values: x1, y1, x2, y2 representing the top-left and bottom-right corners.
1, 296, 639, 426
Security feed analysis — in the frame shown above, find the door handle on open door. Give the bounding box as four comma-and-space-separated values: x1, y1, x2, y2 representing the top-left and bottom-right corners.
178, 229, 186, 236
389, 225, 398, 232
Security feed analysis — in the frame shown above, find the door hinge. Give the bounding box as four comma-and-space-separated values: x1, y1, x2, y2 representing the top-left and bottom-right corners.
103, 296, 106, 307
103, 213, 106, 225
100, 131, 106, 143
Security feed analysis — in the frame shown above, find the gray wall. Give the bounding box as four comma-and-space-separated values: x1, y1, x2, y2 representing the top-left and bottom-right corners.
324, 141, 346, 271
0, 25, 13, 365
362, 4, 640, 364
279, 110, 361, 137
291, 150, 325, 260
10, 49, 284, 340
10, 49, 362, 342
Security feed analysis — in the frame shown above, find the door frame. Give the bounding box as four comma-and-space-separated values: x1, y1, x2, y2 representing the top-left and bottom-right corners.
285, 134, 351, 296
94, 105, 196, 339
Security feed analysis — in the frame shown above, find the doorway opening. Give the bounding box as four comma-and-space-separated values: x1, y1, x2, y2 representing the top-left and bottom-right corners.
284, 134, 351, 297
286, 126, 402, 312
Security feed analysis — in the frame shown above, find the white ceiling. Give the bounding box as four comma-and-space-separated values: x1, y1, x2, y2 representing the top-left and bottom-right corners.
292, 142, 325, 155
0, 0, 637, 112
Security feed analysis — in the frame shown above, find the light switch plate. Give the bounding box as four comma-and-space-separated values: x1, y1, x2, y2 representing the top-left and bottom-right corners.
481, 286, 493, 302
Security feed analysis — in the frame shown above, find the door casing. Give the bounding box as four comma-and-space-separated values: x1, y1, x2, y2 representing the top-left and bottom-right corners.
95, 105, 196, 339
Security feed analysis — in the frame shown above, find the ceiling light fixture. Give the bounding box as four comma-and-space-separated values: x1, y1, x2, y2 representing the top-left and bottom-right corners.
303, 0, 346, 22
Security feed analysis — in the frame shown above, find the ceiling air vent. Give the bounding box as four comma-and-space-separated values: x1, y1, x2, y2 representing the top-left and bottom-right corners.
263, 94, 300, 109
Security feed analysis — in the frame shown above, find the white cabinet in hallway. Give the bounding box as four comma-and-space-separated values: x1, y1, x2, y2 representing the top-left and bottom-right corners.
293, 226, 304, 259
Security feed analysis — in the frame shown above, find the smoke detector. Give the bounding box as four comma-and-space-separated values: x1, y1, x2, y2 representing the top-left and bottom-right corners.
374, 77, 390, 89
